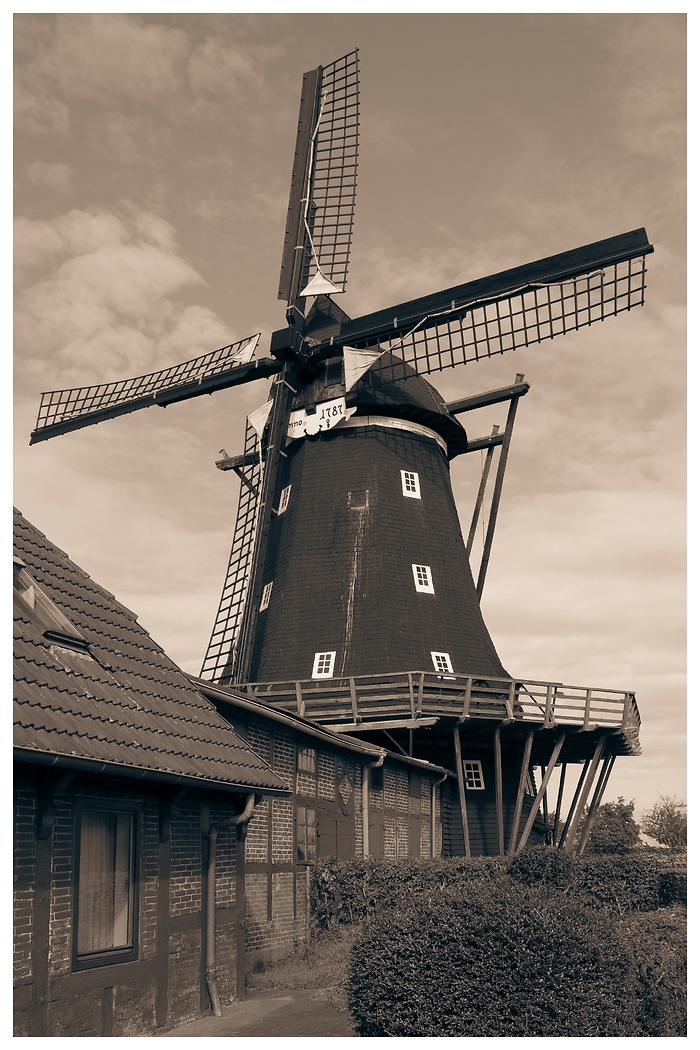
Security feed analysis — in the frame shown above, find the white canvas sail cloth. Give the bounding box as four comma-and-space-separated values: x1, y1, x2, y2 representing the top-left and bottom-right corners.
232, 334, 260, 364
343, 346, 384, 391
248, 399, 273, 439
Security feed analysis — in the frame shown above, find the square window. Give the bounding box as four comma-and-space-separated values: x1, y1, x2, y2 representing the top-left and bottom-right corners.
312, 651, 336, 678
297, 746, 317, 774
277, 485, 292, 515
462, 760, 485, 790
296, 805, 317, 862
412, 564, 434, 594
260, 581, 273, 611
431, 651, 453, 675
401, 470, 421, 499
74, 803, 139, 969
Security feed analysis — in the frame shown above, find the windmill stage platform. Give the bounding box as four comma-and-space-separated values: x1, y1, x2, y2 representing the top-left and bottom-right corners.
231, 669, 641, 762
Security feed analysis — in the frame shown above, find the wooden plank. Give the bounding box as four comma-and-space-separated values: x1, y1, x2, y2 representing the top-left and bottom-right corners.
557, 760, 589, 849
349, 677, 359, 722
477, 381, 523, 600
575, 753, 616, 856
507, 727, 534, 856
453, 726, 471, 858
465, 427, 499, 559
494, 727, 504, 857
447, 380, 530, 416
462, 677, 473, 718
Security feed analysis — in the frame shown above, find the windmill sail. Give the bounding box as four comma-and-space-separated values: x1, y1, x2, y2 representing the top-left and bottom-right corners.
320, 229, 653, 382
30, 334, 275, 443
201, 416, 263, 682
278, 49, 360, 304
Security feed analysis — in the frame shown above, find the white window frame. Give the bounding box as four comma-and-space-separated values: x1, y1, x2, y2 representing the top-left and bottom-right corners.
401, 470, 421, 499
312, 650, 336, 679
277, 485, 292, 515
259, 581, 273, 611
412, 563, 434, 594
431, 651, 453, 675
462, 760, 485, 790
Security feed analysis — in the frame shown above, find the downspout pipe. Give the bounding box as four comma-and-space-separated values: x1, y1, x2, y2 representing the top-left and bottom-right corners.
431, 772, 449, 858
205, 792, 257, 1017
362, 755, 385, 858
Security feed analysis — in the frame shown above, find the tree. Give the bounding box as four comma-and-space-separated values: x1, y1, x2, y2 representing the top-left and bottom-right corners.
641, 795, 687, 849
581, 797, 641, 854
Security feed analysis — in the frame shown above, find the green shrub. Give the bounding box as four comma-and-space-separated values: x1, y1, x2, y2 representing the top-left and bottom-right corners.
347, 883, 637, 1037
620, 907, 687, 1036
507, 844, 578, 888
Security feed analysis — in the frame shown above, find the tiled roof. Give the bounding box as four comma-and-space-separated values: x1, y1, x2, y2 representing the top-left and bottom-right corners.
13, 508, 288, 794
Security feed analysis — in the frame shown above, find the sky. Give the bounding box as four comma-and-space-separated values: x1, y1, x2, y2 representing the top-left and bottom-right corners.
13, 11, 686, 820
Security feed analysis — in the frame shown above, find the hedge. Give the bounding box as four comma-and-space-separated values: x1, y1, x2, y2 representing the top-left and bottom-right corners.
347, 883, 638, 1037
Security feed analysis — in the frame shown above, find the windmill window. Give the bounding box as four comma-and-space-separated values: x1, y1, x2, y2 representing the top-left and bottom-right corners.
73, 800, 139, 969
312, 651, 336, 678
296, 805, 317, 863
412, 564, 434, 594
462, 760, 485, 790
260, 581, 273, 611
277, 485, 292, 515
431, 651, 453, 675
401, 470, 421, 499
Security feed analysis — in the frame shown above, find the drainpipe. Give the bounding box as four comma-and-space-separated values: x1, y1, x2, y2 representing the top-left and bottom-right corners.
431, 772, 449, 858
362, 755, 385, 857
205, 792, 257, 1017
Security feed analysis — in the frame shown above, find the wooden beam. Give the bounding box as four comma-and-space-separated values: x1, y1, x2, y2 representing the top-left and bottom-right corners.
507, 727, 534, 856
447, 380, 530, 416
465, 425, 499, 559
557, 760, 590, 849
561, 737, 606, 853
540, 764, 549, 830
494, 726, 505, 857
514, 731, 566, 854
476, 377, 524, 600
453, 726, 471, 858
575, 753, 616, 856
553, 762, 567, 845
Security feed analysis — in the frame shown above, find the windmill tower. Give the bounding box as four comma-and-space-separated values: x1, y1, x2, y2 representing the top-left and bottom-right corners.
30, 50, 647, 857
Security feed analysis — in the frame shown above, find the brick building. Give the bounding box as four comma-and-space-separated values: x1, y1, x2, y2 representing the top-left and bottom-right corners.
13, 509, 451, 1036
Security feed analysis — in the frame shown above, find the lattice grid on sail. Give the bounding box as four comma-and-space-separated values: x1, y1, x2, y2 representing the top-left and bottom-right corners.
302, 49, 360, 293
33, 335, 259, 433
200, 418, 262, 682
371, 256, 648, 381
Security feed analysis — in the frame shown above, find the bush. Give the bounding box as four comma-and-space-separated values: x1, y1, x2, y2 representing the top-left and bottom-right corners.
310, 856, 507, 930
347, 883, 637, 1037
507, 844, 578, 888
620, 907, 687, 1036
572, 853, 671, 913
658, 869, 687, 907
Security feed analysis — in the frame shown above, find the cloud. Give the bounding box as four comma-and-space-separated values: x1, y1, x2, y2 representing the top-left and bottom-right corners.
14, 13, 188, 134
25, 161, 72, 192
187, 37, 264, 99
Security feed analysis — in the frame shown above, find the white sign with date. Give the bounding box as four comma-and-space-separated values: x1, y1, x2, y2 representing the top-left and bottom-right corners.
287, 397, 356, 439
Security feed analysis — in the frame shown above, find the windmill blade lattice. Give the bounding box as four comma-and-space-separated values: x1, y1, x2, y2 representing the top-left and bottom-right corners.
201, 416, 263, 683
374, 256, 648, 382
278, 49, 359, 302
30, 335, 263, 443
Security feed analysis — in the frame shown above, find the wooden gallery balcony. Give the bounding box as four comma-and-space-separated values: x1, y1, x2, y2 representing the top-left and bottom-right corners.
237, 671, 641, 762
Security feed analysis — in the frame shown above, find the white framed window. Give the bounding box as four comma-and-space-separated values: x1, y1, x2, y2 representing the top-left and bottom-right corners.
401, 470, 421, 499
462, 760, 485, 790
312, 651, 336, 679
260, 581, 273, 611
431, 651, 453, 675
277, 485, 292, 515
412, 564, 434, 594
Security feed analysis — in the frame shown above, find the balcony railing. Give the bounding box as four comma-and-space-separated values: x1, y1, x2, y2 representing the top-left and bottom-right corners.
237, 670, 640, 752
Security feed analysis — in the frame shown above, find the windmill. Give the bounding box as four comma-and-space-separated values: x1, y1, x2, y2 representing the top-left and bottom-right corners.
30, 50, 649, 857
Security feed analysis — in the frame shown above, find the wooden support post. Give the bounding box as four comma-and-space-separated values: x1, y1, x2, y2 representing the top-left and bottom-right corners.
514, 731, 566, 854
453, 725, 471, 858
540, 764, 549, 830
476, 375, 524, 600
465, 424, 499, 559
553, 762, 567, 845
494, 726, 505, 857
576, 753, 617, 856
349, 677, 358, 723
507, 727, 534, 856
561, 738, 606, 853
557, 759, 589, 849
